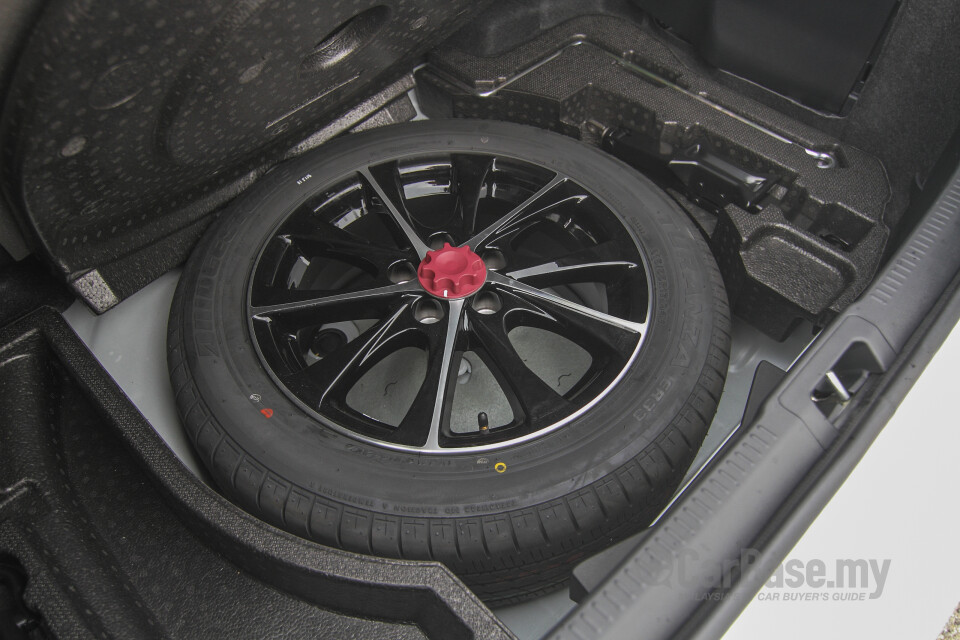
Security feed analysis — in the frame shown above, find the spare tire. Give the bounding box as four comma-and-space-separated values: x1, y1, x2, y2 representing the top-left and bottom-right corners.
167, 120, 730, 605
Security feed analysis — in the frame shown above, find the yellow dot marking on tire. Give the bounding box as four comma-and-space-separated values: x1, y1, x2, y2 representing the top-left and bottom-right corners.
494, 462, 507, 473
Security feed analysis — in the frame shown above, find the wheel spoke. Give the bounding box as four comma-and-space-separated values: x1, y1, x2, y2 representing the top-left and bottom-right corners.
281, 215, 411, 271
504, 240, 638, 288
251, 281, 421, 326
478, 280, 641, 406
464, 174, 570, 250
279, 304, 416, 410
358, 165, 430, 258
468, 306, 573, 423
487, 271, 645, 336
393, 299, 467, 448
451, 154, 494, 240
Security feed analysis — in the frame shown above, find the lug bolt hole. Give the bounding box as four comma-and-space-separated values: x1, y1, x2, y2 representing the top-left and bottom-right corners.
472, 291, 502, 315
429, 232, 455, 251
481, 249, 506, 270
388, 260, 417, 284
413, 298, 445, 324
310, 328, 347, 357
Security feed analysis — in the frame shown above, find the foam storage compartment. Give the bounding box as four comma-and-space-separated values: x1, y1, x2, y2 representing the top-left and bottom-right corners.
416, 14, 893, 339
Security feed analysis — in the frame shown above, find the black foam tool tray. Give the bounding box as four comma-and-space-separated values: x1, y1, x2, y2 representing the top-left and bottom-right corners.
417, 15, 892, 339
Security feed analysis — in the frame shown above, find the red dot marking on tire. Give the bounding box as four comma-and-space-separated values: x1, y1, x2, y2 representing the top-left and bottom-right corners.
260, 408, 274, 418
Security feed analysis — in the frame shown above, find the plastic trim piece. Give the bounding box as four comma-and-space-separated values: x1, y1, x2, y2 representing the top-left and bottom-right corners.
547, 147, 960, 639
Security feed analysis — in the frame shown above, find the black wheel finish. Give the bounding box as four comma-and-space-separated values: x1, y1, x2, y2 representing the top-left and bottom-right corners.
247, 152, 650, 452
168, 120, 730, 604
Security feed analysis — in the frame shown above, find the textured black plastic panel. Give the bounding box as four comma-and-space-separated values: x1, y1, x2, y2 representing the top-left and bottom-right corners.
0, 309, 513, 640
631, 0, 900, 113
417, 15, 891, 338
0, 0, 488, 309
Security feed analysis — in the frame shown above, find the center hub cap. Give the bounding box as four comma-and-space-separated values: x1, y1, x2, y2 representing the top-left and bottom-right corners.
417, 243, 487, 298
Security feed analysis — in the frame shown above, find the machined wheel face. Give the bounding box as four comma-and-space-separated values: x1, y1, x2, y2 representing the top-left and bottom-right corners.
247, 153, 652, 453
